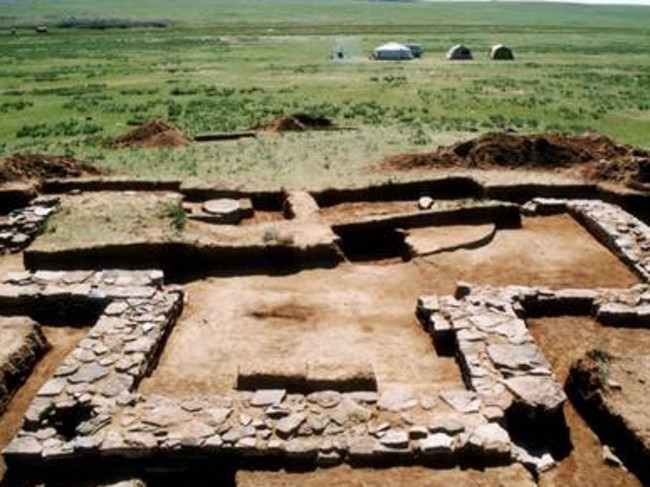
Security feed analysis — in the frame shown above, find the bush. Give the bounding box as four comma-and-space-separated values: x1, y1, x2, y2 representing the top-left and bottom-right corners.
158, 200, 186, 232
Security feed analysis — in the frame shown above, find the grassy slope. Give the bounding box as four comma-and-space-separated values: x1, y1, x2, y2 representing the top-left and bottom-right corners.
1, 1, 649, 189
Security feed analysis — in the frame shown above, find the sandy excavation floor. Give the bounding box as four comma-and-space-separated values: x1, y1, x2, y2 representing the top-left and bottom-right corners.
141, 261, 464, 396
237, 464, 536, 487
141, 215, 638, 397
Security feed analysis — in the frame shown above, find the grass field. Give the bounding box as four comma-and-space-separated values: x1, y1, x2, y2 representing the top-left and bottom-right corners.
1, 0, 650, 189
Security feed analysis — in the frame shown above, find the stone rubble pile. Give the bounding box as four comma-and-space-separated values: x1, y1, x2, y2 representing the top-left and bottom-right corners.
0, 196, 59, 254
417, 285, 566, 427
567, 199, 650, 281
0, 269, 181, 459
7, 386, 514, 469
592, 285, 650, 327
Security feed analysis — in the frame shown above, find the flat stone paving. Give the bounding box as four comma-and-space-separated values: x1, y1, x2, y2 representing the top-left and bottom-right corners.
0, 197, 58, 255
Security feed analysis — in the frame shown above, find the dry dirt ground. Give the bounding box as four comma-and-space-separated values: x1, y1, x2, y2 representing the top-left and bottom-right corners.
32, 192, 182, 250
0, 254, 25, 274
318, 201, 421, 221
529, 316, 650, 487
137, 214, 640, 486
142, 215, 637, 398
0, 212, 642, 486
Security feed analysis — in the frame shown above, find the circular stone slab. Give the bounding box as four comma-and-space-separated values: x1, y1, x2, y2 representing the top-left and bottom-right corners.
203, 198, 240, 215
202, 198, 242, 223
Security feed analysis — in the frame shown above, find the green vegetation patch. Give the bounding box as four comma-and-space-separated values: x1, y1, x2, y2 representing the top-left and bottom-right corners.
33, 192, 184, 250
0, 1, 649, 187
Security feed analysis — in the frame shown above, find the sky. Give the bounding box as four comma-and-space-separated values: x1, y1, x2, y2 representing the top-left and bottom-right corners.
443, 0, 650, 4
518, 0, 650, 4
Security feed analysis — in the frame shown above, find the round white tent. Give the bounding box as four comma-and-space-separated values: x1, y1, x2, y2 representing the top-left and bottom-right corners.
372, 42, 414, 61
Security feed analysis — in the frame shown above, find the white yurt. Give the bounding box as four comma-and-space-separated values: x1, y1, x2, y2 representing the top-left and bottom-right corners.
371, 42, 414, 61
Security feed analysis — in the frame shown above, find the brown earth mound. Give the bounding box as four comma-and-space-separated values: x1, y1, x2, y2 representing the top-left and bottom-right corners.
382, 132, 650, 185
0, 153, 103, 184
115, 119, 191, 148
256, 113, 333, 133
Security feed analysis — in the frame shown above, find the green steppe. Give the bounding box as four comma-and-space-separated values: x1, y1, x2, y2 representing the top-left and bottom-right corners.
1, 0, 649, 188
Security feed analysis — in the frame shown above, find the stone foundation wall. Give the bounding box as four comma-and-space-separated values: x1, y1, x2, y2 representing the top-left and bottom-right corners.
5, 196, 650, 480
0, 197, 59, 255
1, 269, 516, 475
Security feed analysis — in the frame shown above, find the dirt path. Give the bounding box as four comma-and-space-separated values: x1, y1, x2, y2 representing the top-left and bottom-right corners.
529, 316, 647, 487
0, 326, 87, 480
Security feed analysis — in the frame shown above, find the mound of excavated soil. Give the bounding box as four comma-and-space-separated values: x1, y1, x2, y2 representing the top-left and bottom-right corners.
0, 153, 103, 184
382, 132, 650, 185
115, 119, 191, 148
256, 113, 333, 133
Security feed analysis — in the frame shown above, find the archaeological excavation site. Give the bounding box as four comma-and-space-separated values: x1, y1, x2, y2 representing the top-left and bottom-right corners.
2, 164, 650, 486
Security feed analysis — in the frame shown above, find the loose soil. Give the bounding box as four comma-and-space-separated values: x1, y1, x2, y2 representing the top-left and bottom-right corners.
255, 113, 333, 133
0, 326, 88, 480
141, 215, 637, 397
0, 153, 103, 184
528, 316, 648, 487
318, 200, 421, 222
115, 119, 191, 148
381, 132, 650, 186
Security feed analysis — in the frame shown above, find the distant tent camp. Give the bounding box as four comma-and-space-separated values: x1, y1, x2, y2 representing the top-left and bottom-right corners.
446, 44, 473, 60
405, 43, 424, 58
490, 44, 515, 60
371, 42, 414, 61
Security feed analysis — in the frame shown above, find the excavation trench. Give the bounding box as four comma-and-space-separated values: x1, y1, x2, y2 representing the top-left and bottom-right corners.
0, 214, 642, 485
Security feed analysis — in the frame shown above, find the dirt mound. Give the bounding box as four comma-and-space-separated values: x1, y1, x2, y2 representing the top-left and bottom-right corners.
257, 113, 333, 133
115, 119, 191, 148
382, 132, 650, 185
0, 153, 103, 184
